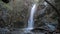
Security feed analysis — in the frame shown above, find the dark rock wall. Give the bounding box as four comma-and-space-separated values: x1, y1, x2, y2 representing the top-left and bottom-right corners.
0, 0, 59, 29
55, 0, 60, 32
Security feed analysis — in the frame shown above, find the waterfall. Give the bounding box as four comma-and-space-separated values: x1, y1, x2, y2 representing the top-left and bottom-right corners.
28, 4, 36, 28
25, 4, 37, 32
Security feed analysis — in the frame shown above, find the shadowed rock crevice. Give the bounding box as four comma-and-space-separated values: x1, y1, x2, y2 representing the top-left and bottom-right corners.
2, 0, 10, 3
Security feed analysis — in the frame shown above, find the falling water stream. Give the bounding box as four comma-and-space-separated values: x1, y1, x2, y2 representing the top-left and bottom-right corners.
28, 4, 37, 28
25, 4, 37, 32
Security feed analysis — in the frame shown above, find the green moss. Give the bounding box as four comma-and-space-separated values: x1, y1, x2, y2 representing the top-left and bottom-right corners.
3, 4, 13, 10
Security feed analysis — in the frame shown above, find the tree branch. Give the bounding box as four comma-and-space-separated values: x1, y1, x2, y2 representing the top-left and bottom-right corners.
44, 0, 60, 16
